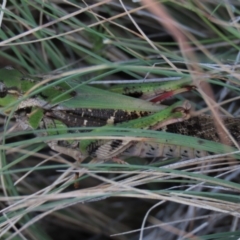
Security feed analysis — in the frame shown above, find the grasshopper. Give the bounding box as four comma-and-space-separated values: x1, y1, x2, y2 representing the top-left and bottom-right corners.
1, 66, 236, 166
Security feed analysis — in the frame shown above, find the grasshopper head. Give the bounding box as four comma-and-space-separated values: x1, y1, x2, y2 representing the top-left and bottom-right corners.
0, 67, 22, 114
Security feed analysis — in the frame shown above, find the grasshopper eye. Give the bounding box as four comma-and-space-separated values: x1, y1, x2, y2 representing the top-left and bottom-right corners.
0, 82, 7, 98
